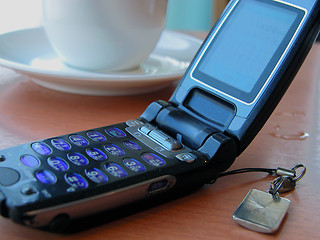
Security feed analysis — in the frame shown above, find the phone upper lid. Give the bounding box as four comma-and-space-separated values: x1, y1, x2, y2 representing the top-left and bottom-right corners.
169, 0, 319, 144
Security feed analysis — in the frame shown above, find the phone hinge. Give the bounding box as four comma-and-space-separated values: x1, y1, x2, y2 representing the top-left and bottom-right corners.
147, 104, 217, 150
198, 133, 238, 172
140, 101, 238, 171
139, 100, 170, 123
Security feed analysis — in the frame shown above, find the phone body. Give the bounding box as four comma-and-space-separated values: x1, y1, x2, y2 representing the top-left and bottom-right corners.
0, 0, 319, 231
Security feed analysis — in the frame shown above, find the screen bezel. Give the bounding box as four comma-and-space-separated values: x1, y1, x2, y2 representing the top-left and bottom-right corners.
191, 0, 306, 105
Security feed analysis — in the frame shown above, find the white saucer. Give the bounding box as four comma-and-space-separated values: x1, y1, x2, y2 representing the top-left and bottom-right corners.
0, 27, 202, 95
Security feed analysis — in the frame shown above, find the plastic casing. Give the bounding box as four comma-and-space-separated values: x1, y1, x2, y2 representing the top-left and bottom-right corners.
169, 0, 320, 154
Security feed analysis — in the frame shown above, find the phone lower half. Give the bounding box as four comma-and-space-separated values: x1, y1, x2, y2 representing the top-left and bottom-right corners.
0, 120, 220, 231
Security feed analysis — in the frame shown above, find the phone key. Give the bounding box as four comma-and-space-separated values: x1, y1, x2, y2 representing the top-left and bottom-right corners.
51, 139, 71, 151
0, 167, 20, 186
149, 130, 169, 141
47, 157, 69, 171
149, 129, 182, 150
67, 152, 89, 166
65, 173, 88, 189
105, 127, 126, 138
141, 153, 166, 167
123, 158, 146, 172
105, 163, 127, 178
31, 142, 52, 155
122, 140, 141, 151
20, 154, 40, 167
139, 125, 182, 151
85, 168, 108, 184
126, 119, 143, 127
87, 131, 106, 142
175, 153, 196, 163
139, 126, 153, 135
36, 170, 56, 184
69, 135, 89, 147
104, 144, 125, 156
86, 148, 107, 161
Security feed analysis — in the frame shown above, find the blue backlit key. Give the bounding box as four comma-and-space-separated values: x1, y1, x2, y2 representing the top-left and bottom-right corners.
67, 152, 89, 166
86, 148, 107, 161
87, 131, 106, 142
104, 144, 125, 156
47, 157, 69, 171
65, 173, 88, 189
51, 139, 71, 151
69, 135, 89, 147
105, 163, 127, 178
20, 155, 40, 167
141, 153, 166, 167
36, 170, 56, 184
123, 158, 146, 172
122, 140, 141, 151
85, 168, 108, 184
105, 127, 126, 138
31, 142, 52, 155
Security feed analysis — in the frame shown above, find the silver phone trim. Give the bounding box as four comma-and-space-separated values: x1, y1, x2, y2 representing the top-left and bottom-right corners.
23, 175, 176, 227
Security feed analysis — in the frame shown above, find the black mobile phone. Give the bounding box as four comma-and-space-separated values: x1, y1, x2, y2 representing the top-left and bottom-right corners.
0, 0, 319, 231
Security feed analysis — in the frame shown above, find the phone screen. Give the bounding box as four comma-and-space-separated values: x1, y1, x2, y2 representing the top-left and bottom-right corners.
193, 0, 305, 104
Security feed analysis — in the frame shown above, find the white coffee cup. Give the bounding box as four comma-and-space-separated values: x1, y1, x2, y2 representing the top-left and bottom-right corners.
42, 0, 167, 71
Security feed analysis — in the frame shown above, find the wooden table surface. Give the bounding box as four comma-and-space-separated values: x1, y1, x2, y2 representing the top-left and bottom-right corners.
0, 32, 319, 239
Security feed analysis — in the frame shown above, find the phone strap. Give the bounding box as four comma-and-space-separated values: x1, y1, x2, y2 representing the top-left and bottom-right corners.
212, 164, 306, 234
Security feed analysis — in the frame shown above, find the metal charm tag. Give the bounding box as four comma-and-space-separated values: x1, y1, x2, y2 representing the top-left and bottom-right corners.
233, 189, 290, 233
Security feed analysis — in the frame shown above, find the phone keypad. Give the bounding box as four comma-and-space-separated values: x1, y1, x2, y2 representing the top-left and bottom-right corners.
41, 125, 167, 188
0, 121, 197, 204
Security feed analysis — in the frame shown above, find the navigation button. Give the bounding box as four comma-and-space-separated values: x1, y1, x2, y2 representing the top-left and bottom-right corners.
139, 126, 152, 135
139, 124, 182, 151
149, 130, 169, 142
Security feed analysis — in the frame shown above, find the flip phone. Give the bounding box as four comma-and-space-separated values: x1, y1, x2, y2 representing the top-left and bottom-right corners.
0, 0, 319, 231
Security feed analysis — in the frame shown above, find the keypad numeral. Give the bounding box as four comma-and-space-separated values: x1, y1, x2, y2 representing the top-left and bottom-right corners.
105, 163, 127, 178
69, 135, 89, 147
65, 173, 88, 189
85, 168, 108, 184
67, 152, 89, 166
87, 131, 106, 142
123, 158, 146, 172
141, 153, 166, 167
86, 148, 107, 161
